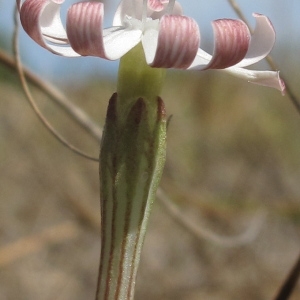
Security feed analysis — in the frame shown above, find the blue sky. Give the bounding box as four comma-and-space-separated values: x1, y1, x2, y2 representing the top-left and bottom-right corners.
1, 1, 299, 85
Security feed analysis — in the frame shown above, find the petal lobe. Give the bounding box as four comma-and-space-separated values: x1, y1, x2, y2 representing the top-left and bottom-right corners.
144, 15, 200, 69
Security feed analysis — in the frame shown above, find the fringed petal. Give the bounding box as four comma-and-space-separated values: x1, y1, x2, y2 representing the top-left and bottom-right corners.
207, 19, 250, 69
224, 67, 285, 94
67, 2, 142, 60
143, 15, 199, 68
19, 0, 79, 56
235, 14, 276, 67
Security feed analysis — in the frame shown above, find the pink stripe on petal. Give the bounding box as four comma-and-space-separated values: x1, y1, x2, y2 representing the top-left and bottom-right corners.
20, 0, 79, 56
67, 2, 140, 60
148, 0, 165, 11
20, 0, 50, 47
149, 15, 200, 69
235, 14, 276, 68
66, 2, 107, 58
206, 19, 250, 69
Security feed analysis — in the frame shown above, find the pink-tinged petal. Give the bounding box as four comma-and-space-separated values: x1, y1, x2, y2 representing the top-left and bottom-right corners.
67, 2, 142, 60
206, 19, 250, 69
19, 0, 79, 56
235, 14, 276, 68
150, 2, 183, 20
188, 19, 251, 70
224, 67, 285, 94
143, 15, 199, 69
148, 0, 166, 11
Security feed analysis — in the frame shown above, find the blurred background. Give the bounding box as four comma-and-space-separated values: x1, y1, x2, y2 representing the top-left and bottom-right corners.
0, 0, 300, 299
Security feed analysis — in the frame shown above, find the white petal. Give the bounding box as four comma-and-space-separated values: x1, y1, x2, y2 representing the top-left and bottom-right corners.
113, 0, 183, 26
235, 14, 276, 68
189, 50, 285, 93
20, 0, 79, 57
142, 26, 159, 64
103, 28, 143, 60
67, 2, 142, 59
188, 48, 212, 70
224, 67, 285, 94
143, 15, 199, 69
40, 0, 68, 41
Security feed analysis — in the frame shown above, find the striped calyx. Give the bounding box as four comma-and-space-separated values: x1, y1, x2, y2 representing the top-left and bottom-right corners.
97, 94, 166, 300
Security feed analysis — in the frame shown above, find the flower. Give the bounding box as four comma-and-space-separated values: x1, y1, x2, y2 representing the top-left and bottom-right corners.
17, 0, 285, 93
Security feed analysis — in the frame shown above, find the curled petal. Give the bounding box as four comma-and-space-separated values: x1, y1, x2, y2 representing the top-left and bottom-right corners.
206, 19, 250, 69
148, 0, 168, 11
224, 67, 285, 94
149, 2, 183, 20
188, 19, 251, 70
143, 15, 200, 68
20, 0, 79, 56
235, 14, 276, 67
66, 2, 142, 60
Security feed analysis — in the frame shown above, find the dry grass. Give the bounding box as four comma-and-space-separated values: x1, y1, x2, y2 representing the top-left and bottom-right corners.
0, 66, 300, 299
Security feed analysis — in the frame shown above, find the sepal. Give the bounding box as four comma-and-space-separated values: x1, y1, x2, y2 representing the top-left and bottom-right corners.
97, 93, 166, 300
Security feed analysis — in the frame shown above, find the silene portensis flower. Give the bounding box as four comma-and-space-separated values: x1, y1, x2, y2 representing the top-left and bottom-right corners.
16, 1, 286, 299
18, 0, 285, 93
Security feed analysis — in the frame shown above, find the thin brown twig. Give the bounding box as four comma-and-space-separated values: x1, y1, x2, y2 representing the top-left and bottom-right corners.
13, 7, 99, 162
157, 189, 266, 247
0, 49, 102, 142
273, 252, 300, 300
227, 0, 300, 114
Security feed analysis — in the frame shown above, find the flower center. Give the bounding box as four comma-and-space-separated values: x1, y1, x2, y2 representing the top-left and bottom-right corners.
123, 0, 175, 34
123, 15, 159, 34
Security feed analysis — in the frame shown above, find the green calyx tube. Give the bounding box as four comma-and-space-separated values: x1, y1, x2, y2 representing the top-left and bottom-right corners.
96, 43, 167, 300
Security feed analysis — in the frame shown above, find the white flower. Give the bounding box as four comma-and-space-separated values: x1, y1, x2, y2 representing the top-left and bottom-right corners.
17, 0, 285, 92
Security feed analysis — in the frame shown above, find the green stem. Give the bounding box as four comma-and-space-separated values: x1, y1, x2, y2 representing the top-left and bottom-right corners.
117, 43, 166, 126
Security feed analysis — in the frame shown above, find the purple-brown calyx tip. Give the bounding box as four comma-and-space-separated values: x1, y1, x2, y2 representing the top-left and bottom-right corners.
107, 93, 118, 122
157, 97, 166, 121
131, 98, 147, 125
